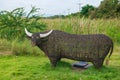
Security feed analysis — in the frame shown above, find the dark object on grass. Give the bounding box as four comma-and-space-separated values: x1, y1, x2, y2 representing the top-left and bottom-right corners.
72, 62, 92, 71
72, 61, 92, 70
72, 61, 88, 68
25, 29, 113, 69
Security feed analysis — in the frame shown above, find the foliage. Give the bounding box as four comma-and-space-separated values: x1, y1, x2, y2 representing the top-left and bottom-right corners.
65, 4, 95, 18
90, 0, 120, 18
0, 7, 46, 40
0, 39, 44, 56
47, 15, 65, 19
66, 0, 120, 19
80, 4, 95, 17
11, 39, 44, 56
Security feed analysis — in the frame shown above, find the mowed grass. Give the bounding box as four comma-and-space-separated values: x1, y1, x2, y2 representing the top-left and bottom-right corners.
0, 45, 120, 80
0, 51, 120, 80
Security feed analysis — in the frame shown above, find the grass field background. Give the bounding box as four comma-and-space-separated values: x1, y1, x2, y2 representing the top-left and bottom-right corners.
0, 18, 120, 80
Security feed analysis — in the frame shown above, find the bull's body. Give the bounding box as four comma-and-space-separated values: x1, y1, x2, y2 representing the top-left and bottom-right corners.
25, 29, 113, 68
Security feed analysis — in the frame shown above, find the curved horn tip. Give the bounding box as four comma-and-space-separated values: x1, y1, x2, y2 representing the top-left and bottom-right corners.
40, 30, 53, 38
25, 28, 32, 37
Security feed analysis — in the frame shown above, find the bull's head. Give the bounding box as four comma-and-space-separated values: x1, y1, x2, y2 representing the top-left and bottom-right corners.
25, 28, 53, 46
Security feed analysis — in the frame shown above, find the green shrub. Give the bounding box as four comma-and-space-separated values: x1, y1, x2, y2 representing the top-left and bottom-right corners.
0, 39, 11, 51
11, 39, 44, 56
0, 39, 44, 56
0, 7, 46, 40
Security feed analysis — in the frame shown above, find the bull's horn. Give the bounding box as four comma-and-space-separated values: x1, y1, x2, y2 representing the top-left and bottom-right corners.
40, 30, 53, 38
25, 28, 32, 37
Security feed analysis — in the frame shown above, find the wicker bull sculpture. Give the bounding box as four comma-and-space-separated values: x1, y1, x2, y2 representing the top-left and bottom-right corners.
25, 28, 113, 68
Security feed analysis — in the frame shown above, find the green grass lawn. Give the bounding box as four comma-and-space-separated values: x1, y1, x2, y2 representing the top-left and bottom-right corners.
0, 52, 120, 80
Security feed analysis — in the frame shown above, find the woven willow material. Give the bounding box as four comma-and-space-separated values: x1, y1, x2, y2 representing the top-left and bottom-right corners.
27, 30, 113, 69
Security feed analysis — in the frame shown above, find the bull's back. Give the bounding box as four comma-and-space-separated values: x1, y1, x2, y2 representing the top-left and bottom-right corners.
49, 30, 112, 60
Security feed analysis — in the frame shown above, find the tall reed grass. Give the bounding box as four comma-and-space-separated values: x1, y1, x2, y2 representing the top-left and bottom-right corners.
43, 18, 120, 44
0, 39, 44, 56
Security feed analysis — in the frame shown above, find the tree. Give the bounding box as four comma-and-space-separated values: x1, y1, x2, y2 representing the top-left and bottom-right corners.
80, 4, 95, 17
0, 7, 46, 40
90, 0, 120, 18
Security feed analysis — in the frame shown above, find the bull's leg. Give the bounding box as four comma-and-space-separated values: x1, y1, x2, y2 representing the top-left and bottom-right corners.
49, 57, 61, 67
92, 59, 104, 69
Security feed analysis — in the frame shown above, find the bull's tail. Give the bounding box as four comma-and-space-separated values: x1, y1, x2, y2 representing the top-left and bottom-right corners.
105, 41, 114, 65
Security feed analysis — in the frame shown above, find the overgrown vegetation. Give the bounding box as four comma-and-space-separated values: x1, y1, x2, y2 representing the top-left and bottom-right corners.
0, 39, 44, 56
90, 0, 120, 18
0, 18, 120, 56
67, 0, 120, 19
0, 6, 46, 40
44, 18, 120, 45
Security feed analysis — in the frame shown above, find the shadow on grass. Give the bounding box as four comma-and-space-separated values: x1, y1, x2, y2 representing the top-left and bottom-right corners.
57, 61, 71, 68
